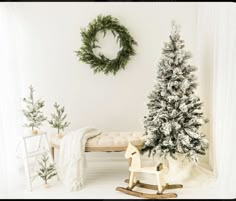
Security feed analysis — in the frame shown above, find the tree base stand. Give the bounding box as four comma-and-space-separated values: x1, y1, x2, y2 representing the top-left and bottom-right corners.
43, 183, 50, 188
116, 179, 183, 199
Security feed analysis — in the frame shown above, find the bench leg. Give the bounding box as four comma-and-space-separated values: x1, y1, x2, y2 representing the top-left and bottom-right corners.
51, 147, 55, 160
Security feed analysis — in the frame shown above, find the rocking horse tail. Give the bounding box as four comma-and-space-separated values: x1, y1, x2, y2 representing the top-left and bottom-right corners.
156, 163, 163, 171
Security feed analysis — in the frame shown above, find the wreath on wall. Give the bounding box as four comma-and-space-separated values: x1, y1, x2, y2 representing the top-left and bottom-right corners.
75, 15, 138, 75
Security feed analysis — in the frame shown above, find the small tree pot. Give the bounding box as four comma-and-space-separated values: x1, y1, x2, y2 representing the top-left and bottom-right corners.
57, 133, 64, 138
32, 129, 38, 135
43, 183, 49, 188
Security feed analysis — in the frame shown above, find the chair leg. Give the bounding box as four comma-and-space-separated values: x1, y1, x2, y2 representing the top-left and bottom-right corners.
23, 139, 32, 191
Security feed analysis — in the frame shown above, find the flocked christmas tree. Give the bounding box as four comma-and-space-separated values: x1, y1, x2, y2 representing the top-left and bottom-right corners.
22, 85, 47, 133
48, 102, 70, 135
141, 22, 208, 164
37, 152, 57, 186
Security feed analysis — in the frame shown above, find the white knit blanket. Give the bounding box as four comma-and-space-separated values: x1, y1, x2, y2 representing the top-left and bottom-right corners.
58, 127, 101, 191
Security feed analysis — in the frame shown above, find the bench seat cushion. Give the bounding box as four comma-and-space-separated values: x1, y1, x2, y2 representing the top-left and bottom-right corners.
86, 131, 144, 152
50, 131, 144, 152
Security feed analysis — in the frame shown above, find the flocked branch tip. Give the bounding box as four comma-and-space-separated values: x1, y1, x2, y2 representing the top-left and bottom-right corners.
171, 20, 181, 36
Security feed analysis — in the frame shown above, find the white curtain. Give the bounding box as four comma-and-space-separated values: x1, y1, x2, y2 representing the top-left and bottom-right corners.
0, 3, 23, 196
197, 2, 236, 198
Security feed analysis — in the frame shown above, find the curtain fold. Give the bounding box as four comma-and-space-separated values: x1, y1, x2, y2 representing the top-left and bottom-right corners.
197, 2, 236, 198
0, 3, 23, 196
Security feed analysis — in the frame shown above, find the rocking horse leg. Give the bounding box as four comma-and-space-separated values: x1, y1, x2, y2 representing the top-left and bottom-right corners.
156, 174, 162, 193
128, 171, 135, 189
133, 172, 137, 183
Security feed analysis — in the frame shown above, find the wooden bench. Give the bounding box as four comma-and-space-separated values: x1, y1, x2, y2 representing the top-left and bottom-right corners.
50, 131, 144, 159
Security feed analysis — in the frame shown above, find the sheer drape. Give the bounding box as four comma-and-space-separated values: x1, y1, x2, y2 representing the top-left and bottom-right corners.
197, 2, 236, 198
0, 4, 23, 196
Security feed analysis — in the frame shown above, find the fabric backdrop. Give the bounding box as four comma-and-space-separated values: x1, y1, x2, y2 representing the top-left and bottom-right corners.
196, 2, 236, 198
0, 3, 23, 196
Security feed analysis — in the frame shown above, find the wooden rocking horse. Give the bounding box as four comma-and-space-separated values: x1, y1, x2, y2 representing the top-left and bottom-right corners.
116, 142, 183, 199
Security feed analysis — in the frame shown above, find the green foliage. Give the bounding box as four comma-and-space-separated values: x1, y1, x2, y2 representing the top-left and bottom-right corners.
48, 102, 70, 134
75, 15, 138, 75
37, 152, 57, 184
22, 85, 47, 130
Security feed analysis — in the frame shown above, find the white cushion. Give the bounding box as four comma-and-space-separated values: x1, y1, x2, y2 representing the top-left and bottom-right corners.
50, 131, 144, 149
86, 131, 144, 147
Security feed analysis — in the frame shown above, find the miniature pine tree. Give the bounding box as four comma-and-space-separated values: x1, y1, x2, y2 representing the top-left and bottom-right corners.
48, 102, 70, 134
141, 21, 208, 164
22, 85, 47, 132
37, 152, 57, 185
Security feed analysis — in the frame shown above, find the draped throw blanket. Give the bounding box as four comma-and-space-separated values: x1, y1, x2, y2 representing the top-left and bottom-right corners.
58, 127, 102, 191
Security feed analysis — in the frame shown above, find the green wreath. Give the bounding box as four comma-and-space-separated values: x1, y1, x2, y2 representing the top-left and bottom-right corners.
75, 15, 138, 75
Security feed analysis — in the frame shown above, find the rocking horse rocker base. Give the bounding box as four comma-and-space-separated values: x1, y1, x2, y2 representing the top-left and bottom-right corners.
116, 179, 183, 199
116, 143, 183, 199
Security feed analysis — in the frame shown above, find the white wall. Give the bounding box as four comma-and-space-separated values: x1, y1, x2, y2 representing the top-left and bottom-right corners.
14, 2, 201, 132
10, 2, 213, 165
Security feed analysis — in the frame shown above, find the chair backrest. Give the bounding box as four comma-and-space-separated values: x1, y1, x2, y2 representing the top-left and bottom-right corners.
125, 142, 141, 169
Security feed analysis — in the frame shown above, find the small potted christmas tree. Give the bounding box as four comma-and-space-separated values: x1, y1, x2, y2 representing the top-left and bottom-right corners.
48, 102, 70, 138
22, 85, 47, 135
37, 152, 57, 188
